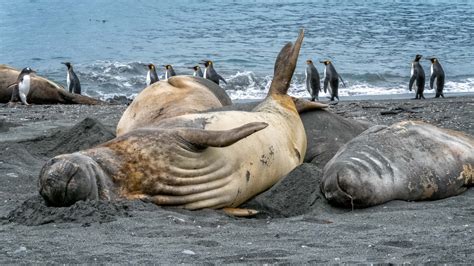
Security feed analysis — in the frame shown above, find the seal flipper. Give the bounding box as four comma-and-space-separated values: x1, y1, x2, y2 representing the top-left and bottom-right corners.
223, 207, 258, 217
268, 29, 304, 96
291, 97, 328, 113
177, 122, 268, 148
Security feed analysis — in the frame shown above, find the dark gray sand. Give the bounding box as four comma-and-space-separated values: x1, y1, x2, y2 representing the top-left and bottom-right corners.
0, 96, 473, 263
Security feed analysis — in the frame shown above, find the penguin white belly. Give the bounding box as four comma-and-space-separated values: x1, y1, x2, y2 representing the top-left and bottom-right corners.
193, 71, 197, 77
67, 72, 71, 90
146, 71, 151, 86
203, 68, 207, 79
323, 67, 327, 80
19, 74, 31, 105
410, 63, 414, 77
165, 72, 168, 80
430, 64, 433, 76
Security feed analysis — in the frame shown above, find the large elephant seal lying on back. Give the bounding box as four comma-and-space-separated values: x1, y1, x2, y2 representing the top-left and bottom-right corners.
116, 76, 232, 136
0, 65, 104, 105
38, 29, 328, 214
321, 121, 474, 208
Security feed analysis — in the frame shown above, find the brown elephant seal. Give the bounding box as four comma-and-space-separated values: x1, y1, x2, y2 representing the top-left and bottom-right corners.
321, 121, 474, 208
38, 29, 328, 213
116, 76, 232, 136
0, 65, 104, 105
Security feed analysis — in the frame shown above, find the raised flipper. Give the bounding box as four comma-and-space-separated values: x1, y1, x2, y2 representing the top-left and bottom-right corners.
177, 122, 268, 148
268, 29, 304, 96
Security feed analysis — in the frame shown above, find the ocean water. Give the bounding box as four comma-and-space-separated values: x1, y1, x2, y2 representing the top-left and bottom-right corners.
0, 0, 473, 100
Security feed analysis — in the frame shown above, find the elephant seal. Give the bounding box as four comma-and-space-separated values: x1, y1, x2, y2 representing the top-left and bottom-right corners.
38, 29, 328, 213
116, 76, 232, 136
0, 65, 104, 105
321, 121, 474, 208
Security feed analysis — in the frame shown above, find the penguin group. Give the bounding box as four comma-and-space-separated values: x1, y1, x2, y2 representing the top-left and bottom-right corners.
304, 54, 445, 101
409, 54, 445, 99
144, 60, 227, 87
9, 53, 446, 106
305, 59, 345, 101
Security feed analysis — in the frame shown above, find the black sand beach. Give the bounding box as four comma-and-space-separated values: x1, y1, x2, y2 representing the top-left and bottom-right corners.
0, 95, 473, 263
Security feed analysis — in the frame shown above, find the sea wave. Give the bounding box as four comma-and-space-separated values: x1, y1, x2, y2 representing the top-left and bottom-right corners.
48, 61, 473, 101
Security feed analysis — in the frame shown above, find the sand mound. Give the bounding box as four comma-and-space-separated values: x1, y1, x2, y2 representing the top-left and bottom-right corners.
24, 117, 115, 158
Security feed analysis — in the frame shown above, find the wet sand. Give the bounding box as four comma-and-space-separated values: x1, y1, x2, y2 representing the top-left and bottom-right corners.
0, 95, 473, 263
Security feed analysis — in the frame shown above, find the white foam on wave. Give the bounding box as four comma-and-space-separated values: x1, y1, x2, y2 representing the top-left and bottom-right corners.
223, 71, 474, 100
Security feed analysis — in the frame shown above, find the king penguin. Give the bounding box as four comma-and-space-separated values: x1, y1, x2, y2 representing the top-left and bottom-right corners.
189, 65, 203, 77
305, 59, 321, 101
61, 62, 81, 94
409, 54, 425, 99
12, 67, 36, 105
320, 60, 345, 101
163, 65, 176, 80
146, 63, 159, 86
427, 57, 445, 98
200, 60, 227, 85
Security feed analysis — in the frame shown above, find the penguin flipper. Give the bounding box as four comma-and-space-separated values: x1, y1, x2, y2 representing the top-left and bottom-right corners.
408, 75, 416, 91
323, 77, 329, 93
217, 74, 227, 85
339, 75, 347, 88
429, 74, 436, 90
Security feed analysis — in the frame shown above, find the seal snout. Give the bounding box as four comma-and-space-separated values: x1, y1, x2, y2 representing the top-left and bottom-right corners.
39, 154, 100, 207
321, 165, 362, 208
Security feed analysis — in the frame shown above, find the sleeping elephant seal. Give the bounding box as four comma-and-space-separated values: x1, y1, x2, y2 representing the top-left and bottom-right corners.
321, 121, 474, 208
116, 76, 232, 136
38, 29, 328, 213
0, 65, 104, 105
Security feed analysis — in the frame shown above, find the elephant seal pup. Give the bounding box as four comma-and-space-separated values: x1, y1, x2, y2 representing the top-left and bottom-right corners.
321, 121, 474, 208
38, 30, 328, 214
0, 65, 104, 105
116, 76, 232, 136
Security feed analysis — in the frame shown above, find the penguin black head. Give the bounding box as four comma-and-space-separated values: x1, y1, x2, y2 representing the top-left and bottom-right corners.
147, 64, 155, 70
20, 67, 36, 75
319, 60, 331, 65
414, 55, 422, 62
61, 62, 72, 69
427, 57, 438, 63
163, 64, 173, 70
200, 60, 212, 67
191, 65, 200, 71
306, 59, 313, 65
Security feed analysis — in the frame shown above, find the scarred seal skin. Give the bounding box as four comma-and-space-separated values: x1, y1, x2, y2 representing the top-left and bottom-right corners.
0, 64, 104, 105
38, 29, 328, 210
321, 121, 474, 208
116, 76, 232, 136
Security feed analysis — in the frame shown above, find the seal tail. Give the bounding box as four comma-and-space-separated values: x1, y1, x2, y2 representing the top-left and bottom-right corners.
267, 29, 304, 96
178, 122, 268, 148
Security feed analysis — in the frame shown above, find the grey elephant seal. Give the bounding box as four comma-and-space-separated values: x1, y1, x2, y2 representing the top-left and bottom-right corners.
321, 121, 474, 208
0, 65, 103, 105
116, 76, 232, 136
38, 29, 328, 214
